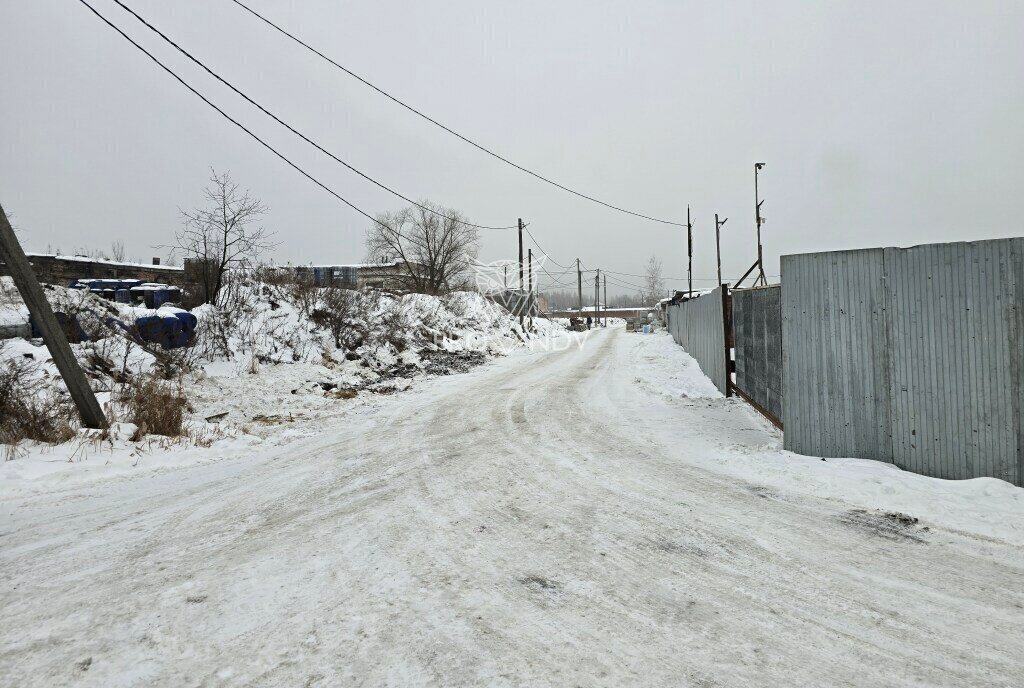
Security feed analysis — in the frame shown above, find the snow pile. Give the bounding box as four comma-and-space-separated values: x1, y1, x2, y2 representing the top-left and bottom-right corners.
0, 277, 570, 468
185, 281, 565, 375
627, 329, 721, 400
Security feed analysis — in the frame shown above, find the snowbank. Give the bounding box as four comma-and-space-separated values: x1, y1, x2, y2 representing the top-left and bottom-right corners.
626, 332, 1024, 545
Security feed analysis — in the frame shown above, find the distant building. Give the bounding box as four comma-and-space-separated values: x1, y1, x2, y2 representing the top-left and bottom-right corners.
283, 261, 420, 291
0, 253, 185, 287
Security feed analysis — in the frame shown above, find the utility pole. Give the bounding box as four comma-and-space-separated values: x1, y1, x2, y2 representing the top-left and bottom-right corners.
576, 258, 583, 313
754, 163, 767, 286
503, 264, 507, 290
686, 206, 694, 297
527, 248, 533, 331
0, 203, 106, 429
517, 218, 524, 327
603, 274, 607, 327
715, 213, 728, 288
594, 270, 600, 327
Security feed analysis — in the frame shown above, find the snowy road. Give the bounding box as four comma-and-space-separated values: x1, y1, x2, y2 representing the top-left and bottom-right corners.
2, 329, 1023, 686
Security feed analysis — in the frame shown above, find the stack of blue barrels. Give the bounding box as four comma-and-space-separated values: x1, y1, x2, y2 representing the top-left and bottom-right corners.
69, 278, 143, 300
128, 284, 182, 309
55, 278, 196, 349
133, 309, 198, 349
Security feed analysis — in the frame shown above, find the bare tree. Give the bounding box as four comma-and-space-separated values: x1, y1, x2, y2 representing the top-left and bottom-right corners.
644, 255, 665, 303
110, 241, 126, 262
176, 170, 275, 304
365, 202, 479, 295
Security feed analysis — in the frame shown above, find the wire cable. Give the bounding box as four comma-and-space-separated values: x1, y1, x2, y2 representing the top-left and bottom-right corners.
522, 225, 573, 269
536, 264, 576, 288
603, 267, 727, 283
73, 0, 440, 253
228, 0, 686, 228
110, 0, 515, 231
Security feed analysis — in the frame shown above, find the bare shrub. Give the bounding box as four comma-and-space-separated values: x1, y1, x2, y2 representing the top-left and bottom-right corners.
149, 346, 194, 380
120, 374, 187, 439
442, 292, 468, 320
311, 287, 359, 349
283, 274, 319, 318
379, 300, 410, 352
0, 359, 76, 444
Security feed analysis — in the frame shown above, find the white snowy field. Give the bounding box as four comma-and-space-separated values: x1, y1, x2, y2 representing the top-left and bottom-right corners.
2, 328, 1023, 686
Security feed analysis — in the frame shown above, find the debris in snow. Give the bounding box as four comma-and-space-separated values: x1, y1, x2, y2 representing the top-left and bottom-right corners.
885, 511, 920, 527
519, 575, 561, 592
329, 388, 358, 400
838, 509, 927, 543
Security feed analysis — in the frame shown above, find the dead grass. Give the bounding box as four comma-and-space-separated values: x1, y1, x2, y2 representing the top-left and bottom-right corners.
120, 374, 188, 439
0, 359, 76, 445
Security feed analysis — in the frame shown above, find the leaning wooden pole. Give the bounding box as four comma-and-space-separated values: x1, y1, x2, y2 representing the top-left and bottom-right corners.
0, 203, 106, 428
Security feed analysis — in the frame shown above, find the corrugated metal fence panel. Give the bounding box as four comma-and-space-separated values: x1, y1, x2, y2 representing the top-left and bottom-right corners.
733, 285, 783, 422
782, 238, 1023, 486
1014, 240, 1024, 487
781, 249, 892, 461
665, 287, 727, 395
885, 240, 1023, 484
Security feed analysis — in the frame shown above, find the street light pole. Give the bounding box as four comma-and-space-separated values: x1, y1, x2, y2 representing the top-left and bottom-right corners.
754, 163, 766, 286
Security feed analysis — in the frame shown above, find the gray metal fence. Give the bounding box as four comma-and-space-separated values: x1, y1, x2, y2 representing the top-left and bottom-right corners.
782, 239, 1023, 486
665, 287, 728, 395
732, 285, 783, 426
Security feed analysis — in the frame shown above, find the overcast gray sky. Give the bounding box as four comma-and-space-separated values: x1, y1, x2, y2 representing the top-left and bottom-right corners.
3, 0, 1022, 293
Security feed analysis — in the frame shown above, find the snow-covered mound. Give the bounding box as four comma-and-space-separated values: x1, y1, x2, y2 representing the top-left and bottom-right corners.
0, 276, 569, 452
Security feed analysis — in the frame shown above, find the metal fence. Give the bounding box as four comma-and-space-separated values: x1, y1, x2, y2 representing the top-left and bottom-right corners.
665, 287, 728, 395
782, 239, 1024, 486
732, 285, 783, 427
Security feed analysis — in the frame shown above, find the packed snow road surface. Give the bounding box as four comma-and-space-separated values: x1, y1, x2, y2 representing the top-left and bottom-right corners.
2, 329, 1023, 686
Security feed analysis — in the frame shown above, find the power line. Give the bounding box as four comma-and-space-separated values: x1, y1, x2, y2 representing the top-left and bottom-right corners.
110, 0, 515, 231
74, 0, 434, 252
228, 0, 686, 228
603, 267, 729, 283
537, 264, 577, 288
523, 225, 572, 269
604, 274, 647, 291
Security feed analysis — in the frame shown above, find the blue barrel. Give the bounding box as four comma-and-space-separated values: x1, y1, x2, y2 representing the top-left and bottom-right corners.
173, 311, 198, 331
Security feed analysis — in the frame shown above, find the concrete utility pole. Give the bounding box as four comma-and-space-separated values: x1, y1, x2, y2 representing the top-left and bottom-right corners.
715, 213, 728, 288
603, 274, 607, 327
527, 248, 533, 331
594, 270, 600, 327
687, 204, 693, 296
517, 218, 524, 328
0, 203, 106, 428
754, 163, 767, 286
576, 258, 583, 312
